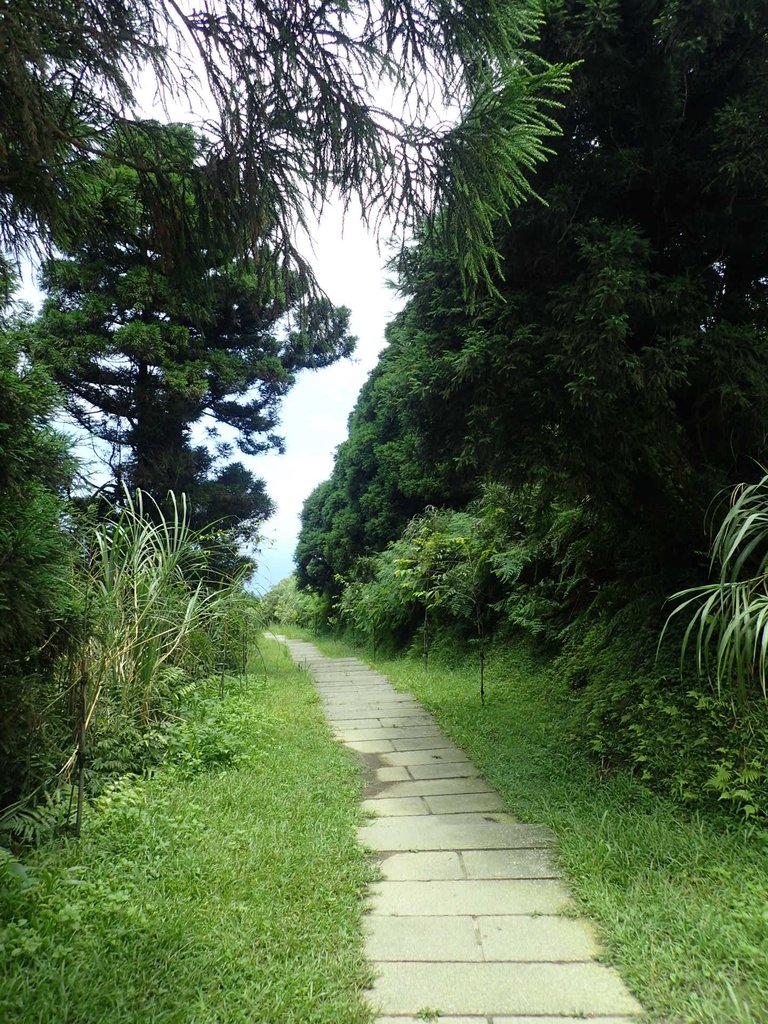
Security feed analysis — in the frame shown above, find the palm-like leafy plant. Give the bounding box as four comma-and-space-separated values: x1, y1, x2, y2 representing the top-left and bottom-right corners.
664, 473, 768, 705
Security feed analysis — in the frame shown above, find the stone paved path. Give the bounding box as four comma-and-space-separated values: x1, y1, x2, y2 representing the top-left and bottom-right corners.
276, 636, 644, 1024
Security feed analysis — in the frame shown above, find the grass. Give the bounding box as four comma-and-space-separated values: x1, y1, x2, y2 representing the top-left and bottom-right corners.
0, 637, 374, 1024
287, 626, 768, 1024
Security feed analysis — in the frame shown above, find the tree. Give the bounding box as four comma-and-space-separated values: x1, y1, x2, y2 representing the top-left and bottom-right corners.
358, 0, 768, 591
294, 331, 477, 593
26, 126, 355, 541
0, 281, 77, 805
0, 1, 568, 291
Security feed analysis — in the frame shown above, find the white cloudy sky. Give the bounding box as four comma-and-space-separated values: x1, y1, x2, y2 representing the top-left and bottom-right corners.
251, 213, 403, 592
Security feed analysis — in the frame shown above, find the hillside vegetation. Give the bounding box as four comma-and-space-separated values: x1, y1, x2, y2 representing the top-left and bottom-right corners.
293, 0, 768, 822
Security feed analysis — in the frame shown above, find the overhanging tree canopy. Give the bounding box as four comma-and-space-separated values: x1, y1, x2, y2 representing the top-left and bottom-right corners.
0, 0, 569, 289
297, 0, 768, 593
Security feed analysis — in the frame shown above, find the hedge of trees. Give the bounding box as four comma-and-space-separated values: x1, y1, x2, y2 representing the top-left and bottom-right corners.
294, 0, 768, 821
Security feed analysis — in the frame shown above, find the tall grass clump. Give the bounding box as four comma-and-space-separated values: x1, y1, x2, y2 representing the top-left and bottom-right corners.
66, 490, 254, 820
2, 488, 259, 840
81, 490, 248, 723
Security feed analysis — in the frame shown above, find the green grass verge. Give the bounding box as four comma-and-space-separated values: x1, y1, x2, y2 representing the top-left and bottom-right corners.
288, 626, 768, 1024
0, 637, 374, 1024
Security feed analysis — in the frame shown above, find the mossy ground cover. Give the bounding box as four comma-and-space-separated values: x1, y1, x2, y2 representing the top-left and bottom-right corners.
0, 637, 374, 1024
289, 627, 768, 1024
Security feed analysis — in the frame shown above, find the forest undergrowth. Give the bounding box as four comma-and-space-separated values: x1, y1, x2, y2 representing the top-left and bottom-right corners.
284, 625, 768, 1024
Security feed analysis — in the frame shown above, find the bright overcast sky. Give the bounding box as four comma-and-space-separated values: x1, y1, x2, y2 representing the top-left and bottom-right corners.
251, 214, 403, 593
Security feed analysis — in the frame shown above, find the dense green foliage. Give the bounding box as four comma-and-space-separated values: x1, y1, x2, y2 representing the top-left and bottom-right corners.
0, 306, 77, 807
295, 0, 768, 818
300, 629, 768, 1024
260, 575, 325, 631
0, 641, 374, 1024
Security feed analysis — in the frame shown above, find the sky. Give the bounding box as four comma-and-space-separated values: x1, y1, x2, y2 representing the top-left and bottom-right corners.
250, 214, 403, 593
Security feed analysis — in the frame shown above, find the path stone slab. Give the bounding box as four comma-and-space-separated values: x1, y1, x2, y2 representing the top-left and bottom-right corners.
364, 915, 483, 961
313, 668, 382, 675
376, 1019, 638, 1024
380, 726, 447, 738
347, 739, 397, 754
377, 715, 435, 728
313, 672, 385, 679
490, 1018, 639, 1023
324, 709, 398, 721
378, 851, 465, 881
317, 678, 393, 687
325, 701, 422, 714
319, 687, 394, 697
367, 778, 495, 800
478, 915, 598, 961
318, 689, 392, 697
363, 796, 429, 817
461, 848, 559, 880
330, 718, 384, 730
338, 727, 445, 742
374, 767, 411, 783
376, 1018, 482, 1023
362, 701, 425, 710
367, 879, 571, 916
389, 736, 455, 751
369, 962, 643, 1016
329, 710, 421, 720
315, 672, 391, 680
359, 819, 553, 852
325, 692, 419, 700
408, 762, 482, 780
335, 727, 403, 742
312, 664, 386, 671
380, 748, 470, 767
424, 793, 507, 815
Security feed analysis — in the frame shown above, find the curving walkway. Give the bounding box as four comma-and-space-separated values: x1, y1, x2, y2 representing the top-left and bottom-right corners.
276, 637, 644, 1024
